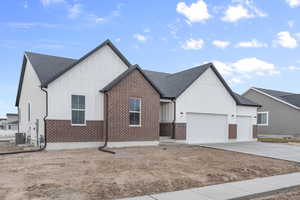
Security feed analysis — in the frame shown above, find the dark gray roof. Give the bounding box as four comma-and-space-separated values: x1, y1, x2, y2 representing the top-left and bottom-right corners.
101, 65, 162, 95
234, 93, 260, 107
25, 52, 77, 85
254, 87, 300, 108
144, 63, 259, 106
144, 64, 210, 98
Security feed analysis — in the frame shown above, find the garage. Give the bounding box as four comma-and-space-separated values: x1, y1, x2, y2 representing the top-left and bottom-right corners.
186, 113, 228, 144
237, 115, 252, 141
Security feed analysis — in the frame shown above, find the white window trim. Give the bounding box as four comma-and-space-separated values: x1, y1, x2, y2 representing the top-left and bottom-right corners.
129, 98, 142, 127
257, 111, 269, 126
71, 95, 86, 126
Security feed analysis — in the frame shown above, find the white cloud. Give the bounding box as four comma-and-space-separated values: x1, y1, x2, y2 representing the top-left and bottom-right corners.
212, 61, 232, 75
212, 40, 230, 49
210, 57, 279, 85
275, 31, 298, 48
115, 38, 121, 42
232, 57, 278, 75
286, 0, 300, 7
286, 65, 300, 70
68, 4, 82, 19
40, 0, 64, 6
144, 28, 151, 33
236, 39, 268, 48
222, 0, 266, 23
176, 0, 211, 23
133, 34, 148, 42
222, 5, 252, 22
182, 39, 204, 50
288, 20, 295, 28
228, 77, 242, 85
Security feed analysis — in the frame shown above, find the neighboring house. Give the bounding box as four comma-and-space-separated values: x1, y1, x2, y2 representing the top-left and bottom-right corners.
16, 39, 259, 150
243, 87, 300, 138
0, 113, 18, 130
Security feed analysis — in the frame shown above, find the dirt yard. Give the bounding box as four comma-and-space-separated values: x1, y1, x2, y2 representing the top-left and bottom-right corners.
251, 187, 300, 200
1, 144, 300, 200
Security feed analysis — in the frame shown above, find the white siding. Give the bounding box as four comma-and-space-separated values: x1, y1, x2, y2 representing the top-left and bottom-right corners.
237, 105, 257, 125
160, 102, 174, 123
18, 60, 46, 143
176, 68, 236, 124
47, 45, 128, 120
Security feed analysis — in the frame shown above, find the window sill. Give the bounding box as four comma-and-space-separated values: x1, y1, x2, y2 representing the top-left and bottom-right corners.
129, 125, 141, 128
71, 123, 87, 127
257, 124, 268, 126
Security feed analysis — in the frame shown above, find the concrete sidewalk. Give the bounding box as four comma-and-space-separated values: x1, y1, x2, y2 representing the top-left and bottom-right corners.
119, 172, 300, 200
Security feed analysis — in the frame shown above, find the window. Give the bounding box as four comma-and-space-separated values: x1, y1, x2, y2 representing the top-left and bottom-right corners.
71, 95, 85, 125
257, 112, 268, 126
28, 103, 31, 122
129, 98, 141, 126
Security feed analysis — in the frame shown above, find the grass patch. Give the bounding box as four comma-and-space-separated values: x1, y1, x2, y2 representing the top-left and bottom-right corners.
258, 137, 300, 143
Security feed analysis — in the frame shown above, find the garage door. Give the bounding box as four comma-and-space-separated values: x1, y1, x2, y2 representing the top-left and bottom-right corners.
187, 113, 228, 144
237, 115, 252, 141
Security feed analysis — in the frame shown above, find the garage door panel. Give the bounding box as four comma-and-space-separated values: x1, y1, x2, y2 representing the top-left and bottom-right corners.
187, 113, 228, 144
237, 116, 252, 141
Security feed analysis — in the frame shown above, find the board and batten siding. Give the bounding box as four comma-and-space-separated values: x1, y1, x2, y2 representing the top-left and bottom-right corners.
175, 68, 236, 124
47, 45, 128, 121
244, 89, 300, 136
18, 60, 46, 142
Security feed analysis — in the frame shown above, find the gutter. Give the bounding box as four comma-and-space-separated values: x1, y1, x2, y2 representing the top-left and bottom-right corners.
172, 99, 176, 139
98, 92, 115, 154
0, 86, 48, 155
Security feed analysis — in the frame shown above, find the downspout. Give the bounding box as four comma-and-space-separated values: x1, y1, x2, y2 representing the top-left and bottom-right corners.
172, 99, 176, 139
0, 86, 48, 155
17, 107, 20, 133
98, 92, 115, 154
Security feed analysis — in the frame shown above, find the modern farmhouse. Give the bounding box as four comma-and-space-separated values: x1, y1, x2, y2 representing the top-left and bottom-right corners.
16, 39, 259, 150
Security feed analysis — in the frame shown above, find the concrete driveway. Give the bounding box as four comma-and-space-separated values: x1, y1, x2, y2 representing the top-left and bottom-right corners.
201, 142, 300, 163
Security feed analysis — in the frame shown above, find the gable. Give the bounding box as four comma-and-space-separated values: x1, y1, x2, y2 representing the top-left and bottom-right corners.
43, 40, 131, 87
245, 88, 300, 110
177, 67, 237, 109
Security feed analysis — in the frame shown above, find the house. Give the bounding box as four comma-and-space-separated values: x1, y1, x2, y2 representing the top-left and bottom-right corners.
243, 87, 300, 138
16, 39, 259, 150
0, 113, 18, 131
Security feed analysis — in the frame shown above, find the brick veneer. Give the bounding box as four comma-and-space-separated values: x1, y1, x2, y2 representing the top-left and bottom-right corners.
160, 123, 173, 137
106, 69, 160, 142
46, 120, 104, 143
228, 124, 237, 139
253, 125, 258, 138
174, 123, 186, 140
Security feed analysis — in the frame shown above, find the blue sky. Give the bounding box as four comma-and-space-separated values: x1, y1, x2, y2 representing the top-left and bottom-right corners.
0, 0, 300, 117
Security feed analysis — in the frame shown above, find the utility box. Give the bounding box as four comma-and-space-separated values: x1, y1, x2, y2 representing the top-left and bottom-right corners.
15, 133, 26, 145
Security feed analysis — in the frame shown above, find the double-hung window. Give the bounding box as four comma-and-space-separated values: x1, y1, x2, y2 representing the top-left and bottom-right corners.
71, 95, 85, 125
129, 98, 141, 126
257, 112, 268, 126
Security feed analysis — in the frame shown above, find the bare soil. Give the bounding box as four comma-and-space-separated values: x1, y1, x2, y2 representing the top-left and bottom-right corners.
0, 144, 300, 200
251, 187, 300, 200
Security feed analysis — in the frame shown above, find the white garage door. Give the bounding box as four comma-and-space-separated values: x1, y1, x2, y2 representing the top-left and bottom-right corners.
237, 115, 252, 141
187, 113, 228, 144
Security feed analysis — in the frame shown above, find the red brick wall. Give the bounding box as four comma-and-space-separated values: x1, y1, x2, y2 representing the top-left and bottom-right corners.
174, 123, 186, 140
160, 123, 173, 137
46, 120, 104, 143
106, 70, 160, 141
228, 124, 237, 139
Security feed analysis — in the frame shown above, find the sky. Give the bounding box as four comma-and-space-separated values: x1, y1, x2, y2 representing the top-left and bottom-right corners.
0, 0, 300, 117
